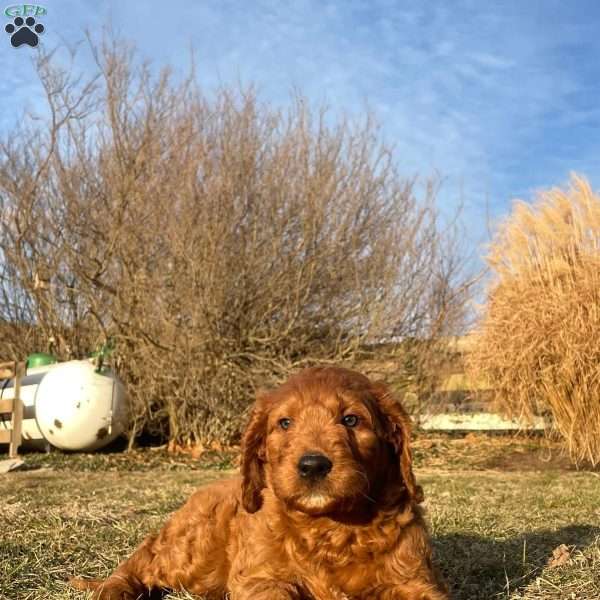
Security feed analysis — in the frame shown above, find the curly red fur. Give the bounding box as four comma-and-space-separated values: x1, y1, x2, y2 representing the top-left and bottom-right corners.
70, 366, 448, 599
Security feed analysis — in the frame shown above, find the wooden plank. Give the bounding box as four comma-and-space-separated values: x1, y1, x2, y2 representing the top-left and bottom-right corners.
418, 411, 546, 432
439, 373, 492, 392
0, 430, 11, 444
0, 367, 15, 380
0, 399, 14, 414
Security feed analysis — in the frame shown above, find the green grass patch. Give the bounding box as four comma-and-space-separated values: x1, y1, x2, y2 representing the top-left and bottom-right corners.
1, 438, 598, 599
10, 446, 237, 472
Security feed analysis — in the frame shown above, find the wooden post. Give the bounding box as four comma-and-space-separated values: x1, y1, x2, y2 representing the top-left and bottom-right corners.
10, 362, 24, 458
0, 361, 24, 458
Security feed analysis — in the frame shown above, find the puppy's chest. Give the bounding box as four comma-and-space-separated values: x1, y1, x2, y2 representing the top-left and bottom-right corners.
292, 517, 400, 561
298, 559, 383, 600
289, 524, 397, 597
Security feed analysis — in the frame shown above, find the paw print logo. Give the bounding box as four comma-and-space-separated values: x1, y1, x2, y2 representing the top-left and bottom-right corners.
5, 16, 44, 47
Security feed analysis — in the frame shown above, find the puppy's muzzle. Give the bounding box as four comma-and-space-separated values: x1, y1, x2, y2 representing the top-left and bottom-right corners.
297, 453, 333, 480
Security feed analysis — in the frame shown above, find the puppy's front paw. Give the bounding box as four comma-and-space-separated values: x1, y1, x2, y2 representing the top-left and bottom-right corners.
69, 576, 142, 599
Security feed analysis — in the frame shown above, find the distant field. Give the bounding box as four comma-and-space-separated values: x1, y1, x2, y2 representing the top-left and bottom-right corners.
1, 435, 598, 600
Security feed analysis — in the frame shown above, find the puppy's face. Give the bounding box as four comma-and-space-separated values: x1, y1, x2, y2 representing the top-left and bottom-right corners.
264, 377, 385, 514
241, 366, 422, 516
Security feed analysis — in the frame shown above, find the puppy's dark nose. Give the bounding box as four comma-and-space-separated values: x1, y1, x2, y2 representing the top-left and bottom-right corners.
297, 453, 333, 479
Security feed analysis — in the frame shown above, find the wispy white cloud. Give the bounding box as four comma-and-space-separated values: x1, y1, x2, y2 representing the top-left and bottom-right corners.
2, 0, 600, 253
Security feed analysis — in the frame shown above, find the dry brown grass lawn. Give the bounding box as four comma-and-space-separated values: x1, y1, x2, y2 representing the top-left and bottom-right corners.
1, 436, 599, 600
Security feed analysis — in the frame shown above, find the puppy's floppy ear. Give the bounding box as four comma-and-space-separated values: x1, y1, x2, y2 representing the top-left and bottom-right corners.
371, 381, 424, 504
240, 396, 269, 513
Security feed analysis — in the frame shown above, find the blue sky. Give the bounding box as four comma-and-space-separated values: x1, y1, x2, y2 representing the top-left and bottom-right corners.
2, 0, 600, 259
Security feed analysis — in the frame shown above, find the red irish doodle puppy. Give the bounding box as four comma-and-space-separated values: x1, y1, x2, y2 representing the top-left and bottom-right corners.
70, 366, 448, 599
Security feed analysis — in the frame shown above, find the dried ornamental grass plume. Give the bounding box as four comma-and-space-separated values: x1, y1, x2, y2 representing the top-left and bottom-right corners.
469, 174, 600, 465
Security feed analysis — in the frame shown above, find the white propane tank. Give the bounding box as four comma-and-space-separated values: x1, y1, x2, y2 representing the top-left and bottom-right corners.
0, 360, 128, 451
0, 364, 52, 445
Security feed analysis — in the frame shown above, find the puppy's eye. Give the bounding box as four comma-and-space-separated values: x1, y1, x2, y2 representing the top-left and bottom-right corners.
341, 414, 359, 427
279, 418, 292, 430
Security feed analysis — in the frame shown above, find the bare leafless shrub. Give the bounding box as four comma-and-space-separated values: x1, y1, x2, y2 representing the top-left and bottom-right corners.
0, 37, 472, 445
469, 175, 600, 465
